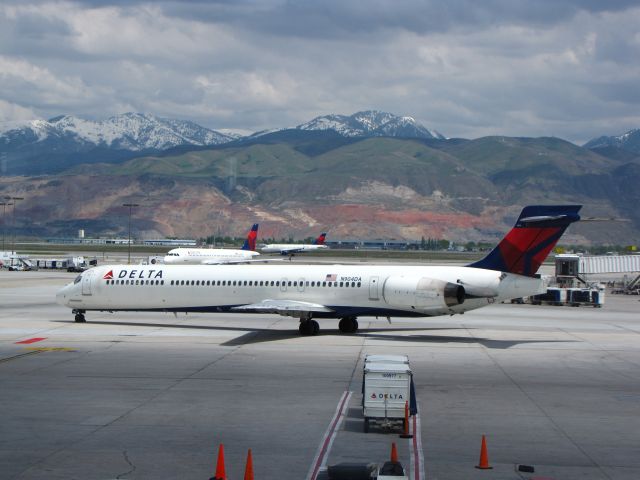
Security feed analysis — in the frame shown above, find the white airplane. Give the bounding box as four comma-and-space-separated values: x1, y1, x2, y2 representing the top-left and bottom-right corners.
163, 224, 260, 265
57, 205, 582, 336
260, 232, 328, 255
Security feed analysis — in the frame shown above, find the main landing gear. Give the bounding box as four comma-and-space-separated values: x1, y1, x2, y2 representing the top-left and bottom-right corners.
298, 315, 359, 336
299, 317, 319, 336
338, 316, 358, 334
73, 309, 86, 323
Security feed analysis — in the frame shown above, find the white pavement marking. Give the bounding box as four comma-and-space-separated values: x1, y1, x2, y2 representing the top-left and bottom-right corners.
306, 390, 352, 480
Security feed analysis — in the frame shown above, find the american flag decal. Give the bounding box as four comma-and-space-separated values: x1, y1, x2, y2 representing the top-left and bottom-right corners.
325, 274, 337, 282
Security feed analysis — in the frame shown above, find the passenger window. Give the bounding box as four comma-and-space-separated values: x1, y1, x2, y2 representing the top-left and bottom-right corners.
340, 282, 344, 287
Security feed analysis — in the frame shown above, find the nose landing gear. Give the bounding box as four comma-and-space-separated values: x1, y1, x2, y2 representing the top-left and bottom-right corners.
72, 309, 86, 323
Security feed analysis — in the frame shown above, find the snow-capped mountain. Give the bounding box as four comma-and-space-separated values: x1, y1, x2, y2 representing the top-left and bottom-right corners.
297, 110, 445, 139
584, 128, 640, 154
0, 113, 233, 151
0, 113, 235, 175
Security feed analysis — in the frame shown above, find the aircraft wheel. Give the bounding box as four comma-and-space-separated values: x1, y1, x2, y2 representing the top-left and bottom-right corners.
310, 320, 319, 335
299, 320, 319, 336
339, 316, 358, 333
74, 313, 86, 323
364, 417, 370, 433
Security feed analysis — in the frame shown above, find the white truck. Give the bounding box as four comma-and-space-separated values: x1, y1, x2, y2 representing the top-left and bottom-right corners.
362, 361, 416, 433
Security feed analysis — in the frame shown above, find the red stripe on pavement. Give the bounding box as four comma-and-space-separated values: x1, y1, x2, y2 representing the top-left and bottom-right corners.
15, 337, 47, 344
307, 391, 352, 480
411, 413, 425, 480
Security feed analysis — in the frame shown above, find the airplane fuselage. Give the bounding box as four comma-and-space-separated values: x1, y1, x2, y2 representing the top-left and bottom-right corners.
260, 244, 328, 254
56, 263, 542, 318
164, 248, 260, 265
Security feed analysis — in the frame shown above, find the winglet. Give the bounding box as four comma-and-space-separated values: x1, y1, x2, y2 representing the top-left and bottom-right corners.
469, 205, 581, 276
241, 223, 259, 251
313, 232, 327, 245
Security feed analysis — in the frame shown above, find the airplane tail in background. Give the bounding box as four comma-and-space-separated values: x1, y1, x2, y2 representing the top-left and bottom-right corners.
242, 224, 259, 251
313, 232, 327, 245
469, 205, 581, 276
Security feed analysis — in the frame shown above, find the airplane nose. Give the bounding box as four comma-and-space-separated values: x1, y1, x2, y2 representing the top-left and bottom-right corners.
56, 285, 69, 306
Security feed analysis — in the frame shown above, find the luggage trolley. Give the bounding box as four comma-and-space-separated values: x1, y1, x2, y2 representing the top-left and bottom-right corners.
362, 360, 416, 433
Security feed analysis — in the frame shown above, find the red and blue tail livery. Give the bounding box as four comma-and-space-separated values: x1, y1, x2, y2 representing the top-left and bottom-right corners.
242, 223, 259, 251
469, 205, 581, 276
313, 233, 327, 245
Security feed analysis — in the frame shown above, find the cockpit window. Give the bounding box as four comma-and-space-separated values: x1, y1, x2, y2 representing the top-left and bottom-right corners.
74, 275, 82, 284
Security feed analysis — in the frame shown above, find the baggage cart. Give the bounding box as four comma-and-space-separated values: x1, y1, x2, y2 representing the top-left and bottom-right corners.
362, 362, 416, 433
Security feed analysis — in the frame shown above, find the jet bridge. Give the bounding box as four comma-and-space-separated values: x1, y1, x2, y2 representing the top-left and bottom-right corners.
555, 254, 640, 294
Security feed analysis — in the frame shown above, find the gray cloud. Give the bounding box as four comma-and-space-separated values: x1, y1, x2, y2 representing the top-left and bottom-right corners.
0, 1, 639, 143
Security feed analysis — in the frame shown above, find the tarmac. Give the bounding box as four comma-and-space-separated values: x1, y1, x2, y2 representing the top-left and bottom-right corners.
1, 267, 639, 479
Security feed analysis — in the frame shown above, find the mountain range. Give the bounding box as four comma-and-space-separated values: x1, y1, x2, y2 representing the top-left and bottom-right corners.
1, 111, 639, 245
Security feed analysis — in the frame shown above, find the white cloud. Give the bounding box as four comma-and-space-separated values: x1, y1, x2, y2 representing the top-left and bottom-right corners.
0, 1, 639, 142
0, 98, 39, 122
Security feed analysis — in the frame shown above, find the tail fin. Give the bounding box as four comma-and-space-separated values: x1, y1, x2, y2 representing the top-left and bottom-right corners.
313, 232, 327, 245
469, 205, 581, 276
241, 223, 259, 251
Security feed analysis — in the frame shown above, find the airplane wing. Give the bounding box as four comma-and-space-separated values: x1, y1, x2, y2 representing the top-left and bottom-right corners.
231, 299, 333, 315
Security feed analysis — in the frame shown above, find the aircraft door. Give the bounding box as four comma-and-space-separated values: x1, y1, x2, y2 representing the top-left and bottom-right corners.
368, 276, 379, 300
81, 270, 94, 296
280, 278, 288, 292
297, 278, 305, 292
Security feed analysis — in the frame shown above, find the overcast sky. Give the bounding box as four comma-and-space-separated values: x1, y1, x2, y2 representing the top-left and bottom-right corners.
1, 0, 639, 144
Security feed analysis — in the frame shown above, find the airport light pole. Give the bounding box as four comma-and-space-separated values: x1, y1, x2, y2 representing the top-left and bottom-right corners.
0, 201, 11, 252
123, 203, 139, 264
5, 196, 23, 254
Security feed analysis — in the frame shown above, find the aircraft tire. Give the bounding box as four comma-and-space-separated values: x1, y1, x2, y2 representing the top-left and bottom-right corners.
364, 417, 369, 433
299, 320, 319, 336
339, 316, 358, 333
74, 313, 86, 323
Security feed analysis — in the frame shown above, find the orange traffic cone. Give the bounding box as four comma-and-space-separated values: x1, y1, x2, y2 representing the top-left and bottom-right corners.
475, 435, 492, 469
211, 443, 227, 480
390, 442, 399, 463
244, 448, 254, 480
400, 401, 413, 438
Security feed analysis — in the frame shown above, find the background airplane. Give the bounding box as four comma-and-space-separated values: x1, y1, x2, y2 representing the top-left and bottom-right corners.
57, 205, 582, 335
163, 223, 260, 265
260, 232, 328, 255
